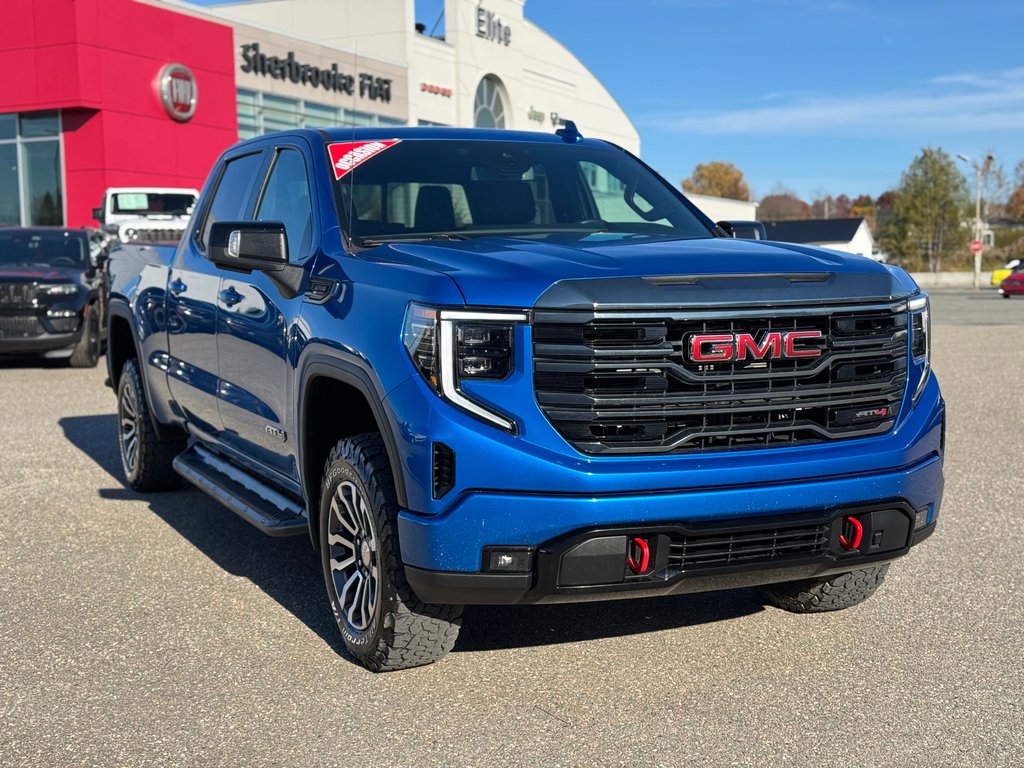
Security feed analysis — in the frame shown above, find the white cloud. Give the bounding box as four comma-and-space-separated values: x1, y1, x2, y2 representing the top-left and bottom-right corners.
643, 67, 1024, 136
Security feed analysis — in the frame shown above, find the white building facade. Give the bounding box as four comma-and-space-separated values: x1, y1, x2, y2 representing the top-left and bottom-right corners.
190, 0, 639, 152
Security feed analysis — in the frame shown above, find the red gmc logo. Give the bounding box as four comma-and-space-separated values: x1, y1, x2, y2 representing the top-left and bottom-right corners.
688, 330, 824, 363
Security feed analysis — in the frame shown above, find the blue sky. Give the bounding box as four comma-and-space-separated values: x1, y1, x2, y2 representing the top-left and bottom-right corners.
195, 0, 1024, 202
521, 0, 1024, 202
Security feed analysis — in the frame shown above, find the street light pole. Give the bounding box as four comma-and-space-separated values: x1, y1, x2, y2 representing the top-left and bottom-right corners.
957, 153, 992, 290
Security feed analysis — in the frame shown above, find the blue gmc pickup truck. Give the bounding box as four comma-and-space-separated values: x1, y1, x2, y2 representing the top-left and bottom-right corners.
106, 126, 944, 671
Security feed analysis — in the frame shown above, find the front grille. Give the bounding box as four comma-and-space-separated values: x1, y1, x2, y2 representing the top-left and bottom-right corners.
0, 316, 45, 338
0, 283, 37, 306
534, 304, 908, 454
123, 228, 183, 243
668, 522, 830, 572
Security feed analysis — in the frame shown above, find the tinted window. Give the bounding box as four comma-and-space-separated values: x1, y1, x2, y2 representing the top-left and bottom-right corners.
255, 149, 313, 259
112, 193, 196, 216
0, 231, 86, 267
336, 140, 713, 244
200, 152, 263, 247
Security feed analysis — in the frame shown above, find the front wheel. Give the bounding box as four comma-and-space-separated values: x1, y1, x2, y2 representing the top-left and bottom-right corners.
319, 433, 462, 672
759, 564, 890, 613
116, 358, 182, 491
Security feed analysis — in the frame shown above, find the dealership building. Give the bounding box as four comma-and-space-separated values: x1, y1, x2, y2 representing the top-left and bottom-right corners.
0, 0, 639, 228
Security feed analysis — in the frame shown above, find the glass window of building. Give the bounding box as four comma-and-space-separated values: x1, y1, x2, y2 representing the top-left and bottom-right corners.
0, 110, 64, 225
237, 89, 260, 140
235, 90, 405, 137
304, 101, 338, 129
474, 75, 507, 129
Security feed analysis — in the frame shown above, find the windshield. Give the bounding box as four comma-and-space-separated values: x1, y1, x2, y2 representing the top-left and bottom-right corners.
0, 231, 87, 267
112, 192, 196, 216
333, 140, 714, 245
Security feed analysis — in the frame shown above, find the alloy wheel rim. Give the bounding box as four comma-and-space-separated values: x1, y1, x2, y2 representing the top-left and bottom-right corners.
327, 480, 379, 632
119, 383, 139, 475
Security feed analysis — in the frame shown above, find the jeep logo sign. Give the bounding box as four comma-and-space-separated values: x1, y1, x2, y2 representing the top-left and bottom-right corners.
157, 63, 197, 122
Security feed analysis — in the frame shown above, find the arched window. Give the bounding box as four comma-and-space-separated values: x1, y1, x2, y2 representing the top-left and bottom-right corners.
473, 75, 507, 129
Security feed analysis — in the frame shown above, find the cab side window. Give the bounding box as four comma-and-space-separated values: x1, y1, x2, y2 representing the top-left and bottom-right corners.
256, 149, 313, 260
199, 151, 264, 248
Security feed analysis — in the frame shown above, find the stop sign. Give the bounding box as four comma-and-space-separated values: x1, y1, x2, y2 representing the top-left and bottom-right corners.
970, 240, 983, 252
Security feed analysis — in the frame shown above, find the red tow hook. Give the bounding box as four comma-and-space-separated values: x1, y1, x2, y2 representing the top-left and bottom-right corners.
626, 537, 651, 574
839, 516, 864, 551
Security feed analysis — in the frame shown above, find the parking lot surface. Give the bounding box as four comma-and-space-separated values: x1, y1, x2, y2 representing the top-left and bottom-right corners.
1, 290, 1021, 767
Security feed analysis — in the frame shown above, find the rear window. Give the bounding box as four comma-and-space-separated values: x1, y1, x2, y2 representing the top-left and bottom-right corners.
333, 139, 712, 245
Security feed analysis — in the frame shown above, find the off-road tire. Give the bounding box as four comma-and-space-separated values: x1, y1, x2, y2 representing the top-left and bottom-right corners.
117, 358, 182, 491
319, 433, 462, 672
759, 564, 890, 613
69, 304, 100, 368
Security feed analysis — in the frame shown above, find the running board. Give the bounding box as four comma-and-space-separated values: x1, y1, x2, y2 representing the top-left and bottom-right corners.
173, 444, 307, 537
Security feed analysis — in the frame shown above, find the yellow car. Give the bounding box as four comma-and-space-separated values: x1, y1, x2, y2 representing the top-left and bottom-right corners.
992, 259, 1021, 286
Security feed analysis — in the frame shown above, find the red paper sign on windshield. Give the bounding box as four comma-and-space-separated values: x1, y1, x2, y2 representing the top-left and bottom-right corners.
328, 140, 401, 180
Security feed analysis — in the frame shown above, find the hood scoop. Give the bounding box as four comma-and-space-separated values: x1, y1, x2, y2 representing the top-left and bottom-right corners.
537, 270, 907, 311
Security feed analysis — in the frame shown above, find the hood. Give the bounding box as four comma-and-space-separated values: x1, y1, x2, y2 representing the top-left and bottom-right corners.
0, 266, 84, 282
371, 234, 916, 309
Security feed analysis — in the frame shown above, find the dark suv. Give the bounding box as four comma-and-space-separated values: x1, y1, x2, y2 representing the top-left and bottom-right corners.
0, 227, 110, 367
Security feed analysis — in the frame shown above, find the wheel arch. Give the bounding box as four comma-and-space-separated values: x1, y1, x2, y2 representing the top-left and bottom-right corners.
106, 300, 184, 443
298, 351, 409, 550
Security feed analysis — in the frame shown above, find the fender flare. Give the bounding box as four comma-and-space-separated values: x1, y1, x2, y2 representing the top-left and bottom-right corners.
296, 348, 410, 514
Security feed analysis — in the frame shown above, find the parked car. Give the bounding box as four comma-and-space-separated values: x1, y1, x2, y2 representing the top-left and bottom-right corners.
998, 266, 1024, 298
92, 187, 199, 244
106, 126, 944, 671
991, 258, 1020, 287
0, 227, 110, 366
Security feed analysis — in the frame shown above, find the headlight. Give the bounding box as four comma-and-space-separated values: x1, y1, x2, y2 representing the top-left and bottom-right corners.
908, 295, 930, 405
403, 303, 527, 431
38, 283, 78, 296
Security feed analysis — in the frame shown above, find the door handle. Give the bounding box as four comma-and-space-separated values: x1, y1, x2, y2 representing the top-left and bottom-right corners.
169, 278, 187, 295
218, 286, 244, 307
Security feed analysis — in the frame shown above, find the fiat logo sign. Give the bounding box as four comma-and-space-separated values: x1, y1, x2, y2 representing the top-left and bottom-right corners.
157, 63, 197, 122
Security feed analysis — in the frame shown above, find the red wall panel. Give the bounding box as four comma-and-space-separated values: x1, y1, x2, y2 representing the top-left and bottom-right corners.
0, 0, 239, 226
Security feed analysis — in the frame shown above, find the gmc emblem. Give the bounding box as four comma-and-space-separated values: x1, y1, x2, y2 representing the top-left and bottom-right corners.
688, 330, 824, 363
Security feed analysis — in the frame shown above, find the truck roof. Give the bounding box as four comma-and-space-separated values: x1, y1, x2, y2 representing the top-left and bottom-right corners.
105, 187, 200, 195
238, 126, 615, 151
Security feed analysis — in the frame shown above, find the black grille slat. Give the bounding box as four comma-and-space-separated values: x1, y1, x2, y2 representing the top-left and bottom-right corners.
534, 306, 909, 455
0, 316, 45, 338
668, 523, 830, 571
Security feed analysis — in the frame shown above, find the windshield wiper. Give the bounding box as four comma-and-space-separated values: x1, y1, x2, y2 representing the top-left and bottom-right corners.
359, 232, 468, 246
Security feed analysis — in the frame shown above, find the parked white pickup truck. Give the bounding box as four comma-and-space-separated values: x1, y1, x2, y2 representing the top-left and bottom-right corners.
92, 187, 199, 243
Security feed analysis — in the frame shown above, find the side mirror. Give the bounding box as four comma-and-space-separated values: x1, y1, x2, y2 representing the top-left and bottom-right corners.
91, 207, 104, 223
208, 221, 288, 273
718, 220, 767, 240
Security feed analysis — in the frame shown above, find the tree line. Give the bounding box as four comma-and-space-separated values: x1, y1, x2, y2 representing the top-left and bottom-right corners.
682, 154, 1024, 272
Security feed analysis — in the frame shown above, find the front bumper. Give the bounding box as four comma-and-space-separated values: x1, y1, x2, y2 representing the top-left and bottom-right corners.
399, 448, 943, 604
406, 508, 937, 606
0, 326, 82, 356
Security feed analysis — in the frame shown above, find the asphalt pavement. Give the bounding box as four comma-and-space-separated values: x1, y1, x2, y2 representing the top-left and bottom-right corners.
1, 290, 1021, 767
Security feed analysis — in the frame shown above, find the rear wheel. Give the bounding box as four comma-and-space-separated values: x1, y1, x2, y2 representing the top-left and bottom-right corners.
1002, 292, 1011, 299
319, 433, 462, 672
759, 564, 890, 613
69, 305, 100, 368
117, 358, 182, 491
